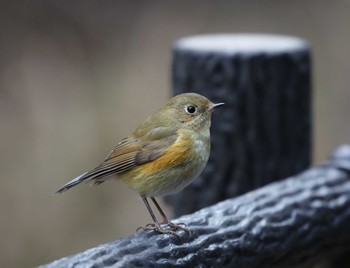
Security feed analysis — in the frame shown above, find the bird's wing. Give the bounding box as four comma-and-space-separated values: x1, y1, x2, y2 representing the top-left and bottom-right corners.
55, 127, 178, 193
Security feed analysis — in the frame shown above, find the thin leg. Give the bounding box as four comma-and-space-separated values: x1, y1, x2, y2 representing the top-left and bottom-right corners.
136, 197, 181, 237
150, 197, 189, 234
150, 197, 168, 223
142, 197, 160, 225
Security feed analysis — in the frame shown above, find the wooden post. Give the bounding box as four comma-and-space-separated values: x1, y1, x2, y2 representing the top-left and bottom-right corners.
167, 34, 312, 216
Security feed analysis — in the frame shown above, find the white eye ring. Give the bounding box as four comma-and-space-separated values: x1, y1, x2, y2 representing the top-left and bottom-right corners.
186, 105, 197, 114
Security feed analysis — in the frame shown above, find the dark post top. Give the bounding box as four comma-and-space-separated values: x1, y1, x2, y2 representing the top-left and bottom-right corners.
174, 34, 308, 55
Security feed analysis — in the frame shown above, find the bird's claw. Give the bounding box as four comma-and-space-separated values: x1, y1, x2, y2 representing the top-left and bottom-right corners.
165, 221, 190, 234
136, 221, 189, 237
136, 224, 181, 238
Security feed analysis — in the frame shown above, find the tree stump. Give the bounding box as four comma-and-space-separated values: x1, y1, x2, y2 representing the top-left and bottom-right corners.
167, 34, 312, 216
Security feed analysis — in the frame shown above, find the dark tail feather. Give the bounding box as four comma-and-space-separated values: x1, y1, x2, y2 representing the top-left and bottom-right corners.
55, 172, 89, 194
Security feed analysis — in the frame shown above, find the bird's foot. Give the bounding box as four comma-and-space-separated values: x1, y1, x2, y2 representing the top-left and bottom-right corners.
165, 221, 190, 235
136, 223, 181, 238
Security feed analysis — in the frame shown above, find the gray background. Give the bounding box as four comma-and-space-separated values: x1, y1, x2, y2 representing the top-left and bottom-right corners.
1, 1, 349, 267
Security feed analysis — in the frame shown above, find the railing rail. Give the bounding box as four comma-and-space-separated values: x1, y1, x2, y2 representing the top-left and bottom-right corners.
41, 145, 350, 268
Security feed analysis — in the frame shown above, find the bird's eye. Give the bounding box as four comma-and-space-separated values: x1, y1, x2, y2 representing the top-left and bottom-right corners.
186, 105, 197, 114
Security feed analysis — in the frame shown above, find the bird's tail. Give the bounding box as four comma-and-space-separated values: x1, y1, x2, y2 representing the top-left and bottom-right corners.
55, 172, 89, 194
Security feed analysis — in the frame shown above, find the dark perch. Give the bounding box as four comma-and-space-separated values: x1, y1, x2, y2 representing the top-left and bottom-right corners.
167, 34, 312, 216
41, 145, 350, 268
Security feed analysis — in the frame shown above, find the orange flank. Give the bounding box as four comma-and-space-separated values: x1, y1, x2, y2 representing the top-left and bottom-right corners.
118, 130, 198, 197
141, 131, 192, 174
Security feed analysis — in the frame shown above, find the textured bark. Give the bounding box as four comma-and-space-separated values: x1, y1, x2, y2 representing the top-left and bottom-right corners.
167, 34, 312, 216
41, 145, 350, 268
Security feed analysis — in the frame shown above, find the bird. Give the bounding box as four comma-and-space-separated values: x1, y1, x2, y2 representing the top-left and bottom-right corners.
56, 92, 224, 236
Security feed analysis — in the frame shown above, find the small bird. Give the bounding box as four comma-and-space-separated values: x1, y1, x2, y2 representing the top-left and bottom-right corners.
56, 93, 224, 236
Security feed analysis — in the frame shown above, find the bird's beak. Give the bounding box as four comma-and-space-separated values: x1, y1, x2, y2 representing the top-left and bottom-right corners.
208, 102, 225, 111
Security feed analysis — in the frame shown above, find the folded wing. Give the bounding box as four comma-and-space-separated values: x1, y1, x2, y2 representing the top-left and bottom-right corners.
55, 127, 178, 193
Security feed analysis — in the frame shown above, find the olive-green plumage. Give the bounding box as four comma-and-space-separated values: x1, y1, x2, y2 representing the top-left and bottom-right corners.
56, 93, 223, 236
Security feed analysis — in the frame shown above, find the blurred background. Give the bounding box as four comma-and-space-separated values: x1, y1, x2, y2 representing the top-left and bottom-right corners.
1, 1, 350, 267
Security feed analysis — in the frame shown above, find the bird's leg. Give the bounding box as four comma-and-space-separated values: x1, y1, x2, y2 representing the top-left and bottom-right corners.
137, 197, 181, 237
150, 197, 189, 234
